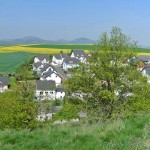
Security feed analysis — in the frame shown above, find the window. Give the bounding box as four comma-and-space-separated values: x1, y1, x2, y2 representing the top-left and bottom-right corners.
45, 92, 48, 95
40, 91, 43, 95
56, 75, 57, 77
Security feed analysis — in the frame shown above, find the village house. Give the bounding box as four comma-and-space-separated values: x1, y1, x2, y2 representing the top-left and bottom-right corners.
40, 69, 62, 86
0, 76, 9, 93
138, 56, 150, 65
71, 50, 86, 62
32, 62, 44, 72
55, 87, 65, 99
52, 53, 68, 65
63, 57, 80, 70
40, 64, 54, 75
35, 80, 56, 100
34, 54, 49, 64
141, 65, 150, 83
35, 80, 65, 101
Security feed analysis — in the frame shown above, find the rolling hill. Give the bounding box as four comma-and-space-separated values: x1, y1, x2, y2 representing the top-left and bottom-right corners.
0, 37, 95, 45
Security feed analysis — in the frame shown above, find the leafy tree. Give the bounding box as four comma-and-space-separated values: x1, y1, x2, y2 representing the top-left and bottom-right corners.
53, 101, 79, 120
0, 91, 39, 130
65, 27, 150, 122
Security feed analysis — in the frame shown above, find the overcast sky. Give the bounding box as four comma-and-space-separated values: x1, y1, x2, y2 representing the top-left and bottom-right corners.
0, 0, 150, 46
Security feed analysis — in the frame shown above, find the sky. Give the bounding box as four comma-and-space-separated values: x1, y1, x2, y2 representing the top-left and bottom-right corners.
0, 0, 150, 46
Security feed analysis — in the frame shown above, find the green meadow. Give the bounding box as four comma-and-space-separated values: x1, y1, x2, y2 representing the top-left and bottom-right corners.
24, 44, 96, 50
0, 114, 149, 150
0, 52, 35, 74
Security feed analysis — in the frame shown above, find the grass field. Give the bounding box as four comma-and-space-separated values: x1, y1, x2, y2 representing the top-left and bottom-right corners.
0, 44, 150, 74
0, 52, 35, 73
0, 114, 149, 150
24, 44, 96, 50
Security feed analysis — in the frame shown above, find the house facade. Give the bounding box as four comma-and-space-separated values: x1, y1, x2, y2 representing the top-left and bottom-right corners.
35, 80, 56, 100
71, 50, 86, 62
63, 57, 79, 70
52, 53, 68, 65
32, 62, 44, 72
35, 80, 65, 100
34, 55, 49, 64
40, 70, 62, 86
55, 87, 65, 99
0, 77, 9, 93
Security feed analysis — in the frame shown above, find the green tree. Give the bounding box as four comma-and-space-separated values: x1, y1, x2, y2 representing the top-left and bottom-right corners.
65, 27, 150, 122
0, 91, 39, 130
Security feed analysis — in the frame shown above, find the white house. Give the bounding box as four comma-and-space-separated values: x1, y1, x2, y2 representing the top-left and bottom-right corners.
0, 77, 9, 93
34, 55, 49, 64
52, 53, 68, 65
35, 80, 56, 100
40, 64, 54, 75
63, 57, 80, 70
40, 70, 62, 86
71, 50, 86, 62
32, 62, 44, 72
141, 65, 150, 83
35, 80, 65, 101
55, 87, 65, 99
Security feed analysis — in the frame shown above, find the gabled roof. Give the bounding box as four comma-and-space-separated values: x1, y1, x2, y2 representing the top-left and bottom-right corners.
40, 64, 52, 73
35, 54, 49, 61
53, 53, 69, 60
53, 66, 67, 79
0, 76, 9, 86
61, 53, 68, 59
33, 62, 42, 68
41, 69, 53, 78
36, 80, 56, 90
53, 54, 61, 60
138, 56, 150, 62
72, 50, 86, 58
63, 57, 80, 65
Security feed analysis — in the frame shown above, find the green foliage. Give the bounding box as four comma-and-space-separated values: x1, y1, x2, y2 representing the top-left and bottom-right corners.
53, 101, 79, 120
65, 27, 150, 121
0, 77, 39, 130
0, 91, 39, 130
0, 114, 149, 150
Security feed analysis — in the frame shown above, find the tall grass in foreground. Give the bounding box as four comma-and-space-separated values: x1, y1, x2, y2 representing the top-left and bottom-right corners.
0, 114, 150, 150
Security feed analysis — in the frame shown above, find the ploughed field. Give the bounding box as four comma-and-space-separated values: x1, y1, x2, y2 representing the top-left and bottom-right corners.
0, 44, 150, 74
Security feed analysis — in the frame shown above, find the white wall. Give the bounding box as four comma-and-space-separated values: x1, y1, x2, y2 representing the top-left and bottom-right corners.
56, 91, 65, 99
0, 85, 8, 93
71, 52, 75, 58
52, 56, 63, 65
36, 90, 56, 100
63, 63, 79, 70
45, 73, 61, 85
34, 57, 40, 63
34, 57, 49, 64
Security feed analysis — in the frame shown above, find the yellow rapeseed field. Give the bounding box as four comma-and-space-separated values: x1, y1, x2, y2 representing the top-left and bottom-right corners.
0, 44, 149, 55
0, 44, 90, 54
0, 45, 70, 54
